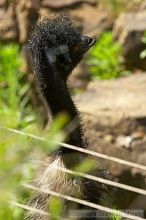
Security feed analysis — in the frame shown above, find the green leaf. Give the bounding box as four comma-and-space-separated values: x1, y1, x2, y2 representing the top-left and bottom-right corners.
140, 50, 146, 59
49, 197, 62, 220
86, 32, 125, 80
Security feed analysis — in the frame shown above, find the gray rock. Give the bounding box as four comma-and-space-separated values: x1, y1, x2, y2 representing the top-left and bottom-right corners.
15, 0, 40, 43
0, 3, 18, 41
76, 73, 146, 126
0, 1, 112, 44
0, 0, 40, 43
0, 0, 5, 7
113, 12, 146, 70
42, 0, 96, 9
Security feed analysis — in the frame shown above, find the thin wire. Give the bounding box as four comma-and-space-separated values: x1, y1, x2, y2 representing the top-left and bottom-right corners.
58, 141, 146, 171
10, 201, 68, 220
23, 184, 145, 220
2, 125, 145, 220
1, 125, 146, 171
10, 201, 49, 216
33, 160, 146, 195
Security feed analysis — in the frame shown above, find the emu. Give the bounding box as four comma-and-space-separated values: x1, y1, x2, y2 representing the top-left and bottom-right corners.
25, 14, 110, 220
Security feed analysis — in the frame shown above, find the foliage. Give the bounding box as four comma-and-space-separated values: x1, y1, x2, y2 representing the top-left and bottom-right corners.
109, 213, 121, 220
86, 32, 124, 80
100, 0, 125, 15
0, 43, 34, 219
99, 0, 144, 16
140, 31, 146, 59
0, 43, 119, 219
49, 197, 63, 220
0, 43, 35, 129
0, 43, 65, 219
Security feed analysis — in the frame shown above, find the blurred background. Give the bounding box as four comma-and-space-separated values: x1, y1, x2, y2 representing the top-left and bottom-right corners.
0, 0, 146, 219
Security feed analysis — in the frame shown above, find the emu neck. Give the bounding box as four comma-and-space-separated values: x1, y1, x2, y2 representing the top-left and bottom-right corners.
36, 54, 87, 153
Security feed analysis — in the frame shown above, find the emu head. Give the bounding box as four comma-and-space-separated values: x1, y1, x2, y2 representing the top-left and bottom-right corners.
27, 14, 96, 81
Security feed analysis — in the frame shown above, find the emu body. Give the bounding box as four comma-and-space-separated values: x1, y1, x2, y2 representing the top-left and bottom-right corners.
26, 15, 110, 220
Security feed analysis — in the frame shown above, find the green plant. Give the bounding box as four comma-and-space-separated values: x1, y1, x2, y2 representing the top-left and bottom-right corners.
0, 43, 32, 219
140, 31, 146, 59
86, 32, 124, 80
99, 0, 125, 15
0, 43, 121, 219
0, 43, 35, 129
109, 213, 121, 220
0, 43, 75, 219
100, 0, 143, 15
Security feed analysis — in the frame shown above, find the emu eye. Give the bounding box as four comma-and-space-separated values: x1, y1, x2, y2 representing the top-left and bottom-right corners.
81, 36, 96, 47
87, 37, 95, 47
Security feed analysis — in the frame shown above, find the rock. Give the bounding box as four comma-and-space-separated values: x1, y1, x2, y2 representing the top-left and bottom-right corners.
0, 1, 112, 45
113, 12, 146, 70
76, 73, 146, 126
15, 0, 40, 43
131, 130, 145, 140
132, 152, 146, 176
69, 4, 113, 36
104, 134, 114, 143
42, 0, 96, 9
0, 0, 5, 7
0, 2, 18, 41
0, 0, 40, 43
116, 135, 133, 149
40, 4, 113, 37
116, 131, 145, 149
140, 0, 146, 10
